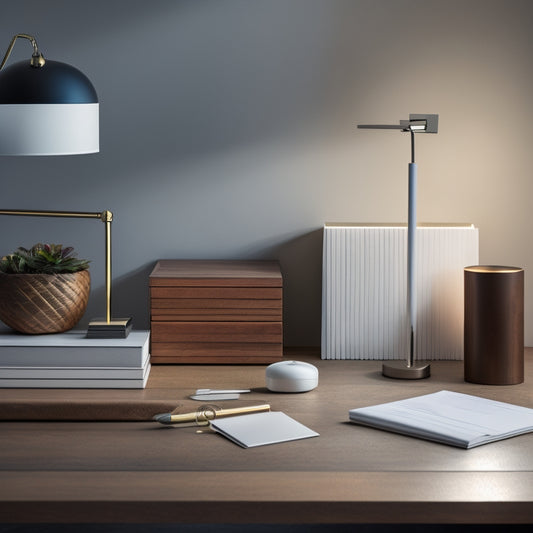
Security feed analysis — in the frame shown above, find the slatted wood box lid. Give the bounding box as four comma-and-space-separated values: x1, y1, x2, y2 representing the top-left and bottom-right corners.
149, 260, 283, 363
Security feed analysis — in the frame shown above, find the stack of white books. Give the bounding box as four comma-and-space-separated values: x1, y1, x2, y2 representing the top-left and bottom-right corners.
0, 329, 150, 389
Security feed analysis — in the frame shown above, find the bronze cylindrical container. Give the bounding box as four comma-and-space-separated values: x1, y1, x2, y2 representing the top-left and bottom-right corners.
464, 266, 524, 385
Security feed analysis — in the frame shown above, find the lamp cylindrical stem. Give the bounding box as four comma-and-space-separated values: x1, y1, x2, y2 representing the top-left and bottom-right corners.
407, 162, 417, 367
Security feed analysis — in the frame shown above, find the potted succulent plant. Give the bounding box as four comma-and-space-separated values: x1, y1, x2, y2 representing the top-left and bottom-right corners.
0, 243, 90, 334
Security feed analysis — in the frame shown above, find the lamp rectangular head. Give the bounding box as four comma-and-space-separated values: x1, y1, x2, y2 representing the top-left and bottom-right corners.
358, 114, 438, 133
406, 114, 439, 133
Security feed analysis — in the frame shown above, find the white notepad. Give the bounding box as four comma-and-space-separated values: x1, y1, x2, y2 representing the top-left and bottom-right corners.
210, 411, 319, 448
349, 390, 533, 449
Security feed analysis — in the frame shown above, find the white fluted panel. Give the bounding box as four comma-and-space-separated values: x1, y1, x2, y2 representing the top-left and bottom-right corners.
321, 224, 479, 360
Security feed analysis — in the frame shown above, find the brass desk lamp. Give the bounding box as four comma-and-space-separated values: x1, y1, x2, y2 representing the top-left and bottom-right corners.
0, 33, 131, 338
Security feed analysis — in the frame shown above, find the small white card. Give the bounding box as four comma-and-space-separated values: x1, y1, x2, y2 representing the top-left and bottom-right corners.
210, 411, 319, 448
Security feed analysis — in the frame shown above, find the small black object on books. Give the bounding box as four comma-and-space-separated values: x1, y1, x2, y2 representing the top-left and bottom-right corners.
87, 317, 133, 338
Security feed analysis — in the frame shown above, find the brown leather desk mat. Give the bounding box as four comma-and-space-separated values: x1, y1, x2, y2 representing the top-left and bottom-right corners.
0, 366, 184, 421
0, 397, 180, 421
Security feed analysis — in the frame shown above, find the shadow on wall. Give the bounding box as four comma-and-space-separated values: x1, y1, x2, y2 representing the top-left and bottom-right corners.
79, 229, 324, 348
237, 228, 324, 348
276, 229, 324, 348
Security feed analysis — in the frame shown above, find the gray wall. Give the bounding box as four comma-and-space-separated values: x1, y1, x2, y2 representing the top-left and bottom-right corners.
1, 0, 533, 347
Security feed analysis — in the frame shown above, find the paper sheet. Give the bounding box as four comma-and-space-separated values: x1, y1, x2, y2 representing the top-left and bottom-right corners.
210, 411, 319, 448
349, 390, 533, 448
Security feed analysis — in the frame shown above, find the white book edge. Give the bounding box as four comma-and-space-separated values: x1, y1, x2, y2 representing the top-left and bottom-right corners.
0, 362, 149, 379
0, 330, 150, 367
0, 328, 150, 347
349, 390, 533, 449
0, 363, 151, 389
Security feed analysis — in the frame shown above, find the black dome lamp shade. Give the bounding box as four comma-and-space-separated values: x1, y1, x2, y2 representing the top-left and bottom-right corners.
0, 33, 99, 155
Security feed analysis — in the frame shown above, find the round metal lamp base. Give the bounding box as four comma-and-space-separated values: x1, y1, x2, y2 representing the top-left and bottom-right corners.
382, 361, 431, 380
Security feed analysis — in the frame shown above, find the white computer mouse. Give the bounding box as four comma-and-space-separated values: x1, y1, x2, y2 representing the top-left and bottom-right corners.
265, 360, 319, 393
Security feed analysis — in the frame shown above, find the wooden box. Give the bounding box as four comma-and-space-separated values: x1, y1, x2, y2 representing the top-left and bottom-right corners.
149, 260, 283, 364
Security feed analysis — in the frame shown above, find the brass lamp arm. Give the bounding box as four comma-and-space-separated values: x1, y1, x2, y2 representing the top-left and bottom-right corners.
0, 209, 111, 221
0, 33, 45, 70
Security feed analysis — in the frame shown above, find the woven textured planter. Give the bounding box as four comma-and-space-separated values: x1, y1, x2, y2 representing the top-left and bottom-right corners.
0, 270, 90, 334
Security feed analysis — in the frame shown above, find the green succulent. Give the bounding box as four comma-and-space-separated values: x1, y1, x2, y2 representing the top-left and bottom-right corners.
0, 243, 90, 274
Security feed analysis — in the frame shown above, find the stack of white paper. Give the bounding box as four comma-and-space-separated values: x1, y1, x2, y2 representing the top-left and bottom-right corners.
349, 390, 533, 448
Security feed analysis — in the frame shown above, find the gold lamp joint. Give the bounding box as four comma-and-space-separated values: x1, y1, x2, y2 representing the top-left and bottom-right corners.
0, 33, 45, 71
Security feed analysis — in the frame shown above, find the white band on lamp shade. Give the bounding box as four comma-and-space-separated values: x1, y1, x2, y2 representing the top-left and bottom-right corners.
0, 103, 99, 155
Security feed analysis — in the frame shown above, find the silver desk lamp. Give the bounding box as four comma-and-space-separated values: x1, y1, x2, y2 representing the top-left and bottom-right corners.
358, 114, 438, 379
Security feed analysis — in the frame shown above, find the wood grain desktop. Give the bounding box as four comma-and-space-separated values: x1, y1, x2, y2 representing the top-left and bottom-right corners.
1, 350, 533, 525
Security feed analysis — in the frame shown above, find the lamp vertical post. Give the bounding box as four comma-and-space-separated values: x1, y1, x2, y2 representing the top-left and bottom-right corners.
407, 129, 417, 369
103, 210, 113, 324
358, 114, 437, 379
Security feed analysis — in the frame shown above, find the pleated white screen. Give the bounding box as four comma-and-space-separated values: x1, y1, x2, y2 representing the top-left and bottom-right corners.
321, 224, 479, 360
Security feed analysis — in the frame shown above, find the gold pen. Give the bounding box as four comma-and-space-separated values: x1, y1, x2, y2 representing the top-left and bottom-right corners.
153, 403, 270, 425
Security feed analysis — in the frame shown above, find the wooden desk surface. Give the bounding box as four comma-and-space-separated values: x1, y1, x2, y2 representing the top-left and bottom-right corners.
2, 349, 533, 525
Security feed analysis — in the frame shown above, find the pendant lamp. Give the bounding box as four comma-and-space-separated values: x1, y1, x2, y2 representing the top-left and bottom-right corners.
0, 33, 98, 155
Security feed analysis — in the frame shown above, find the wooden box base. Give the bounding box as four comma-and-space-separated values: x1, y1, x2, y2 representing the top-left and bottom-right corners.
149, 260, 283, 364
